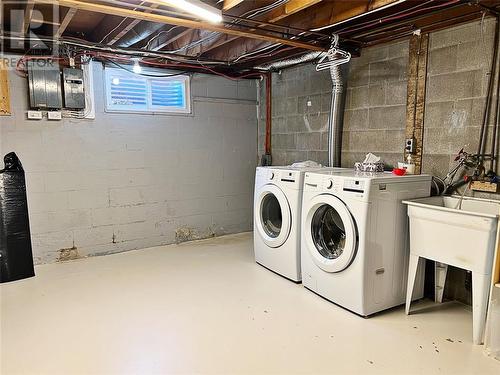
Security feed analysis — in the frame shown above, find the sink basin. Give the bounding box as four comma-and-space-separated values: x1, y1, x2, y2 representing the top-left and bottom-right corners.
403, 196, 499, 274
403, 195, 500, 344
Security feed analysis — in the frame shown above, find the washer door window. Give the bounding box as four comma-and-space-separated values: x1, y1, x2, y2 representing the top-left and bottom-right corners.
305, 194, 357, 272
255, 185, 291, 248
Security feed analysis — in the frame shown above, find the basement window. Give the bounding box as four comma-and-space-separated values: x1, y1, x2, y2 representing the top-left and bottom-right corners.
104, 67, 191, 114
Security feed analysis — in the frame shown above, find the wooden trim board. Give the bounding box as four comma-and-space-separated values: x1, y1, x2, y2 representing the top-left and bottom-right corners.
405, 33, 429, 174
0, 59, 11, 116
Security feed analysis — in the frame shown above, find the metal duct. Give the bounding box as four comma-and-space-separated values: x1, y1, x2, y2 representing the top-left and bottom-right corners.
117, 22, 165, 48
256, 47, 348, 168
327, 64, 346, 167
254, 51, 325, 71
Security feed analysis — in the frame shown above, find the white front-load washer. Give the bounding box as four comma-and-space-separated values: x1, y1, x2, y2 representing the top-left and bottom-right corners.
253, 166, 344, 282
301, 170, 431, 315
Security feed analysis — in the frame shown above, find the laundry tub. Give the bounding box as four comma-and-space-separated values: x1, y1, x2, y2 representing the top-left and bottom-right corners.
403, 195, 500, 344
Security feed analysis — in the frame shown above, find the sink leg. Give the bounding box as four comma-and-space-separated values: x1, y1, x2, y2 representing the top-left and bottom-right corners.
472, 272, 490, 345
435, 262, 448, 303
406, 255, 422, 315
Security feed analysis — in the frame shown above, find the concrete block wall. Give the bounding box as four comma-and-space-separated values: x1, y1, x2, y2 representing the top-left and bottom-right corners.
259, 18, 499, 181
257, 64, 333, 165
0, 59, 258, 264
342, 40, 409, 168
258, 39, 409, 168
423, 18, 498, 178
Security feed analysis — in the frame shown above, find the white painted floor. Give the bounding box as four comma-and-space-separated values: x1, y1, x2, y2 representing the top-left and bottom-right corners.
1, 232, 499, 375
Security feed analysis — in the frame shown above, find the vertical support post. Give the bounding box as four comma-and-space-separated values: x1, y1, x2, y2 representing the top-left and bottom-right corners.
0, 58, 11, 116
405, 33, 429, 174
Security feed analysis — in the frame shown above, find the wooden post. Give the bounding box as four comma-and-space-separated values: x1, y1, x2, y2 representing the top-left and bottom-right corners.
0, 59, 11, 116
405, 33, 429, 174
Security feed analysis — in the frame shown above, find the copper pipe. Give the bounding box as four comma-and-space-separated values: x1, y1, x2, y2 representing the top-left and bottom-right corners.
265, 72, 272, 156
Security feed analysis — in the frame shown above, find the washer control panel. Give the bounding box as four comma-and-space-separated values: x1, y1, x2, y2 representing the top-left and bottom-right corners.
343, 179, 365, 193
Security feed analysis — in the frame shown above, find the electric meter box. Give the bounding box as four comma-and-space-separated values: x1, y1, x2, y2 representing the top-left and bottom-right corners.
63, 68, 85, 109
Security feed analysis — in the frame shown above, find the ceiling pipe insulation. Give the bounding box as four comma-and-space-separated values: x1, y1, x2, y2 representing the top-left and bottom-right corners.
116, 22, 166, 48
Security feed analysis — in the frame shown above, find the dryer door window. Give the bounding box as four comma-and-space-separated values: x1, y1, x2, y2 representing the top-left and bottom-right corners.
304, 194, 358, 273
261, 194, 282, 238
255, 184, 292, 248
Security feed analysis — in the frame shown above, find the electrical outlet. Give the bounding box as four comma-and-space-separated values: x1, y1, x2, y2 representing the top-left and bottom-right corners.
27, 111, 43, 120
47, 111, 62, 120
405, 138, 416, 154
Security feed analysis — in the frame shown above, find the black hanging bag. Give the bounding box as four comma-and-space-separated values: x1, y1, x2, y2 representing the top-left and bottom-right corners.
0, 152, 35, 283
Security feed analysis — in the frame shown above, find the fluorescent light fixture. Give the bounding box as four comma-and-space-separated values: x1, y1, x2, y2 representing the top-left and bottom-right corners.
160, 0, 223, 23
133, 60, 142, 74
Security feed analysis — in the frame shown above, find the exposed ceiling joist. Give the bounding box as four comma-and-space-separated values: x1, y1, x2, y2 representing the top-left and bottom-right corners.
24, 2, 35, 34
223, 0, 245, 11
287, 0, 399, 31
34, 0, 327, 51
54, 8, 77, 38
197, 0, 324, 57
267, 0, 323, 23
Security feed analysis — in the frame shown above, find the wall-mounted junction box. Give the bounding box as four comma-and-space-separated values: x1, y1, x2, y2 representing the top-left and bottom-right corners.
63, 68, 85, 109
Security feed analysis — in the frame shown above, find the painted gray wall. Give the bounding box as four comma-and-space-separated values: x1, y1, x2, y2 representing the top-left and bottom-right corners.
0, 59, 258, 264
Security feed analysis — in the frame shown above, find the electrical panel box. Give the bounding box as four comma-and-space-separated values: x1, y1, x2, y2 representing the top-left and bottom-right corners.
27, 60, 62, 109
63, 68, 85, 109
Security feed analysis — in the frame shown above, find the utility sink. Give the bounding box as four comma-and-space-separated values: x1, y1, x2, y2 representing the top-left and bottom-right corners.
403, 195, 500, 344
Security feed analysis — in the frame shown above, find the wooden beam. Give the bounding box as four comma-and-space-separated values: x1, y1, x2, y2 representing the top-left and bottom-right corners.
223, 0, 245, 11
32, 18, 61, 26
24, 2, 35, 34
266, 0, 323, 23
275, 0, 399, 33
198, 0, 323, 56
206, 0, 397, 60
54, 8, 77, 38
405, 33, 429, 175
0, 59, 11, 116
34, 0, 326, 51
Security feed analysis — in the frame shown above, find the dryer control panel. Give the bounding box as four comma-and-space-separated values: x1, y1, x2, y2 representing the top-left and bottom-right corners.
256, 167, 304, 190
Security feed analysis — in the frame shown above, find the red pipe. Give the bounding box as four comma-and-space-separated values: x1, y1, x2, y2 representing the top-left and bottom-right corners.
265, 72, 272, 156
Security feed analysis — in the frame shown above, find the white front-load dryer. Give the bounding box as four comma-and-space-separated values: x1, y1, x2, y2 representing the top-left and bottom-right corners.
301, 170, 431, 315
253, 166, 343, 282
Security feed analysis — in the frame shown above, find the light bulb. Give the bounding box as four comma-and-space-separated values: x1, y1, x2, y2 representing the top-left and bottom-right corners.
112, 77, 120, 85
133, 61, 142, 74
